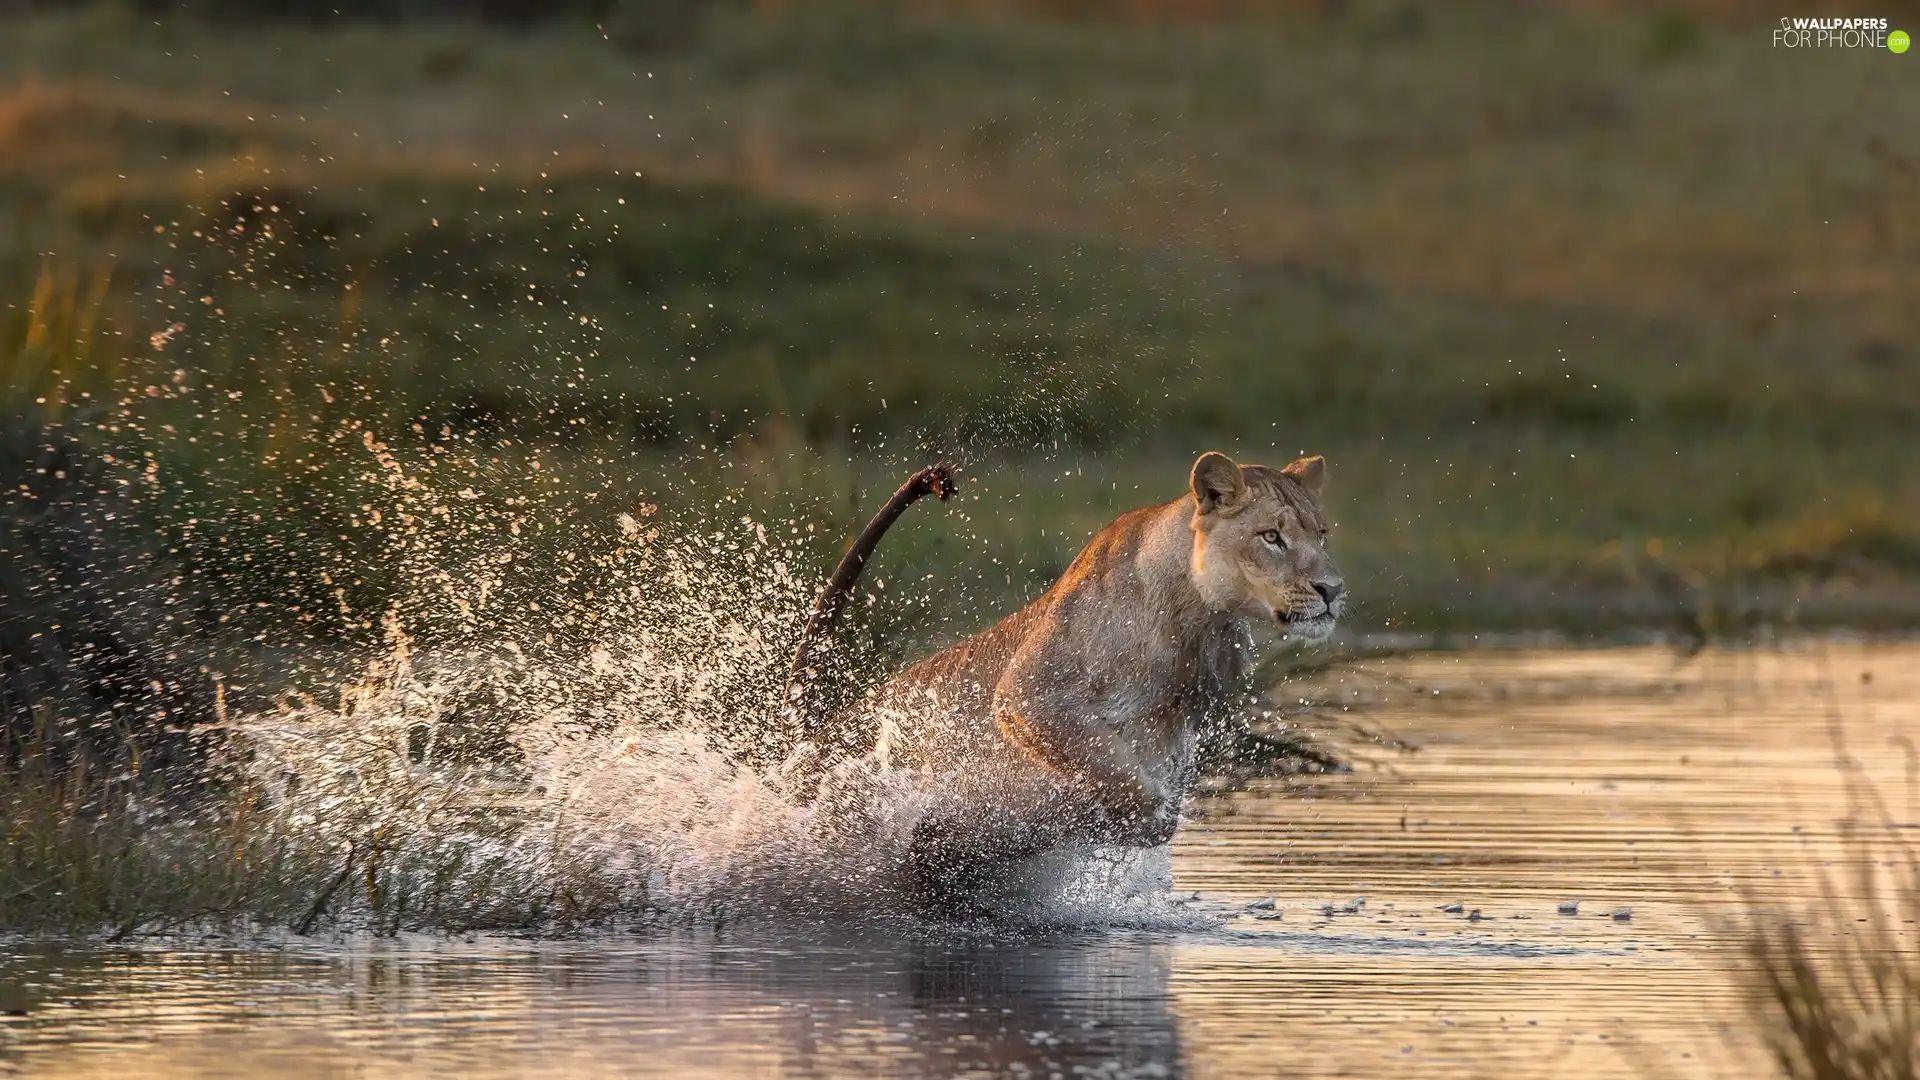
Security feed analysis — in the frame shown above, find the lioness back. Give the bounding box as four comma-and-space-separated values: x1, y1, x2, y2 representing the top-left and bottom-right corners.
868, 503, 1166, 772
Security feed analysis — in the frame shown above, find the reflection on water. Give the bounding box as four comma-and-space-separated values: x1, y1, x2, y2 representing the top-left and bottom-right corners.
0, 932, 1184, 1078
4, 643, 1916, 1079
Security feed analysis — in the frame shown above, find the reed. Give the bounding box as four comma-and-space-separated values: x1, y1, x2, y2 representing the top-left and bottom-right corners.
0, 706, 652, 937
1738, 747, 1920, 1079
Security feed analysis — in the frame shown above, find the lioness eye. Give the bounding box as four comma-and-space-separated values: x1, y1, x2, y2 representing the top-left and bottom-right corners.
1259, 529, 1284, 548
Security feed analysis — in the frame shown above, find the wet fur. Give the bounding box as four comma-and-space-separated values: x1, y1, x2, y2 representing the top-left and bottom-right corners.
800, 454, 1345, 895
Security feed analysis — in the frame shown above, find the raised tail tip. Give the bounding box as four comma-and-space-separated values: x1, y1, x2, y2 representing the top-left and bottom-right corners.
914, 462, 958, 502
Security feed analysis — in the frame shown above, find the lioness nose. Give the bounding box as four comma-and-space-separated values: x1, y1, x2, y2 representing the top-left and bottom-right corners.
1314, 580, 1344, 607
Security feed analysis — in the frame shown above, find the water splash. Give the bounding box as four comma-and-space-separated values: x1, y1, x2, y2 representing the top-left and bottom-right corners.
222, 439, 1190, 932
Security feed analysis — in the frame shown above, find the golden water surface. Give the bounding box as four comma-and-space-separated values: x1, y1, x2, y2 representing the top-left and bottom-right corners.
2, 643, 1915, 1079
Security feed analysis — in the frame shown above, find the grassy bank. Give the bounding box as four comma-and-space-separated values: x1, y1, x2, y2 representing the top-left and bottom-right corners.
1, 0, 1917, 747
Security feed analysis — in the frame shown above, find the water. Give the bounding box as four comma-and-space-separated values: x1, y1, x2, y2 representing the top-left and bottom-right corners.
4, 642, 1915, 1078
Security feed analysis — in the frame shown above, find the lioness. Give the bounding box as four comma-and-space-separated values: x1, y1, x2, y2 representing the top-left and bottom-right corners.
792, 451, 1345, 896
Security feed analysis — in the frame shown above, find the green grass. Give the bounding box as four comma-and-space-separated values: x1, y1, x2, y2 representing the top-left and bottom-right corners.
1, 0, 1917, 710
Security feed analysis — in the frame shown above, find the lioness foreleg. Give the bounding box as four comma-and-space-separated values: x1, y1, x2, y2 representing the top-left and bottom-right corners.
992, 698, 1180, 847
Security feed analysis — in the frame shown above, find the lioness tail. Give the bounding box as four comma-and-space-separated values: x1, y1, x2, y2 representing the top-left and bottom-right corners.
781, 463, 956, 759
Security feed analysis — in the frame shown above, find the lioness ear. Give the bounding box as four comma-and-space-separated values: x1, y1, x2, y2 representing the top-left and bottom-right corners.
1190, 451, 1246, 513
1283, 455, 1325, 495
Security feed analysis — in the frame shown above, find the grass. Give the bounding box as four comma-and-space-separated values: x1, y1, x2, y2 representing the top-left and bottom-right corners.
23, 1, 1913, 337
1, 2, 1918, 741
1746, 901, 1920, 1080
1738, 752, 1920, 1080
1, 681, 654, 938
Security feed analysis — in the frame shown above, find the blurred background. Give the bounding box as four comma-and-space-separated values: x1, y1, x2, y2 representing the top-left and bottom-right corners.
2, 0, 1917, 748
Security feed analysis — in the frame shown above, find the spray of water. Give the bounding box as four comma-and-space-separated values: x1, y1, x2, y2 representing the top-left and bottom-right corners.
215, 435, 1191, 933
3, 169, 1199, 935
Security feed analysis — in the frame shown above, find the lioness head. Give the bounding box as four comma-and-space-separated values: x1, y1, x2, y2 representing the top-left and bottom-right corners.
1186, 450, 1346, 642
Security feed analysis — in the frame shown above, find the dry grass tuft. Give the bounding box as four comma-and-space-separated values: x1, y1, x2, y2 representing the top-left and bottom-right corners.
1740, 744, 1920, 1080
